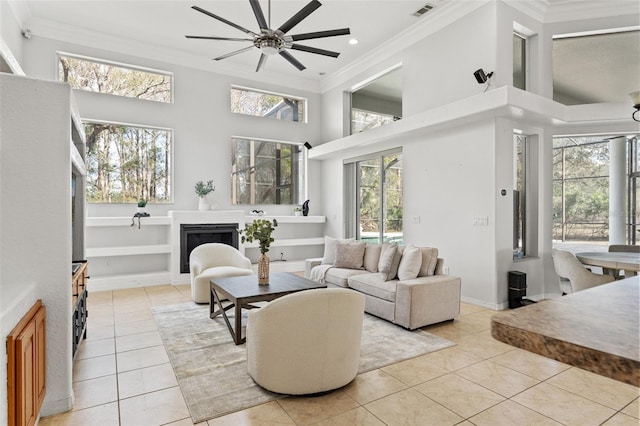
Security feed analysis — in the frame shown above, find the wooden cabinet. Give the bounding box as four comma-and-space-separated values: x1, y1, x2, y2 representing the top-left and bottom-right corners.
7, 300, 46, 426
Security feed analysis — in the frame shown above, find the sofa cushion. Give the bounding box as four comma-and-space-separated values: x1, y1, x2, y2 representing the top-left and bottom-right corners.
325, 267, 369, 288
348, 273, 397, 302
363, 244, 382, 273
321, 236, 355, 265
378, 243, 401, 281
397, 244, 422, 281
418, 247, 439, 277
334, 241, 366, 269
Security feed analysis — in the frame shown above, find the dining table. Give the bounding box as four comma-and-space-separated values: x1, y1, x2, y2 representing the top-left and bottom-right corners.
575, 251, 640, 278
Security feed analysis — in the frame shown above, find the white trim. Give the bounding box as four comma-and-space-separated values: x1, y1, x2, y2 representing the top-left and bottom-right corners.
87, 244, 171, 258
0, 38, 25, 76
56, 51, 174, 104
40, 395, 73, 418
553, 26, 640, 40
88, 271, 172, 292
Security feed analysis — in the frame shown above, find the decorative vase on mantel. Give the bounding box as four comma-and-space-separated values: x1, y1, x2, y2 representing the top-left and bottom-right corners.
198, 196, 210, 211
258, 254, 270, 285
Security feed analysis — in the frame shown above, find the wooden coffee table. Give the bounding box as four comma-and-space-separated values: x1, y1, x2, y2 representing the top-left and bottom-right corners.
209, 272, 326, 345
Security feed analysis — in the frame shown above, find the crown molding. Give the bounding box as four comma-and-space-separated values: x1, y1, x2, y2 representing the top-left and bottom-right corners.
7, 0, 32, 29
320, 0, 491, 94
544, 0, 640, 23
26, 16, 321, 93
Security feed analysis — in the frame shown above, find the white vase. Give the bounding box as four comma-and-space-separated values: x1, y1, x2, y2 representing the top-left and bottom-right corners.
198, 196, 210, 211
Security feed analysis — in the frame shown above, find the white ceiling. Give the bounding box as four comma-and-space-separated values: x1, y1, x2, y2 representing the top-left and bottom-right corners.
8, 0, 640, 104
18, 0, 445, 78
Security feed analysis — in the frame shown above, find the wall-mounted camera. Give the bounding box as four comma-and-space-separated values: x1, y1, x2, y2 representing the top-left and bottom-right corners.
474, 68, 494, 84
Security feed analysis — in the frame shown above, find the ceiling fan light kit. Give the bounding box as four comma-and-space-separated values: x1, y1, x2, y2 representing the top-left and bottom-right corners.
186, 0, 350, 72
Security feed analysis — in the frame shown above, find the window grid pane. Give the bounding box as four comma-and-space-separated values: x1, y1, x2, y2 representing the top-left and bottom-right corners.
230, 87, 306, 123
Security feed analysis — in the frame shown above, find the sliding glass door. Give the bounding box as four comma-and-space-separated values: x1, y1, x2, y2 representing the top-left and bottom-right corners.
355, 151, 403, 244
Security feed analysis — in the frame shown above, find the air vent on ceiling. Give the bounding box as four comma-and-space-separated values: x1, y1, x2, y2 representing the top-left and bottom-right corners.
412, 4, 435, 17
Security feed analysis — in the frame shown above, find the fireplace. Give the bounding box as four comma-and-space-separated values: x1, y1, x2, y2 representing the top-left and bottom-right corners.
180, 223, 239, 273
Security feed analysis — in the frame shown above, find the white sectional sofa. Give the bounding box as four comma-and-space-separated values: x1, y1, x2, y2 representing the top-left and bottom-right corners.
305, 238, 461, 330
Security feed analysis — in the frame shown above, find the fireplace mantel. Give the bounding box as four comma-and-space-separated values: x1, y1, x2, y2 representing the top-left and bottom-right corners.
168, 210, 245, 284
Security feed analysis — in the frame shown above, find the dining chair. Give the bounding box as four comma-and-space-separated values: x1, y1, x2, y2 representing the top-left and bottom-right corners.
551, 249, 615, 294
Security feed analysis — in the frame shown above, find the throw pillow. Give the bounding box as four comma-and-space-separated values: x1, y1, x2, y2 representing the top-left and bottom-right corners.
334, 241, 366, 269
378, 242, 398, 281
321, 236, 355, 265
397, 243, 423, 281
418, 247, 439, 276
363, 243, 382, 272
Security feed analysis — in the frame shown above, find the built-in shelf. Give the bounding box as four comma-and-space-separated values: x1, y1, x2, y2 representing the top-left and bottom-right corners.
244, 215, 326, 224
87, 216, 171, 227
85, 212, 325, 289
86, 244, 171, 257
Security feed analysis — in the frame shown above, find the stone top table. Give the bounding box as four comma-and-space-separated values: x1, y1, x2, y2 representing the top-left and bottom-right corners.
491, 276, 639, 386
576, 251, 640, 277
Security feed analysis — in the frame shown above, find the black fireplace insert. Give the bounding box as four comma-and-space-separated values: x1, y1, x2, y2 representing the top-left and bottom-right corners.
180, 223, 239, 273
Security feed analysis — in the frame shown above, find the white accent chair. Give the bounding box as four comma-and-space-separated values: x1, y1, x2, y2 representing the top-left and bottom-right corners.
189, 243, 254, 303
246, 288, 365, 395
551, 249, 615, 294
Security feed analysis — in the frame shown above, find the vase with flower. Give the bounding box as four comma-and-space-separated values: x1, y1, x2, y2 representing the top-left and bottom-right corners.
239, 219, 278, 284
194, 180, 215, 211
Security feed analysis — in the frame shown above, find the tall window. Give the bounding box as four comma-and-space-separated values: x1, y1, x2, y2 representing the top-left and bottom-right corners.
85, 122, 172, 203
552, 137, 610, 241
231, 137, 305, 205
230, 86, 306, 123
355, 151, 403, 244
58, 53, 172, 102
513, 33, 527, 90
514, 135, 527, 257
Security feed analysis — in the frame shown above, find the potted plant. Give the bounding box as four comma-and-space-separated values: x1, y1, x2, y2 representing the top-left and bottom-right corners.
194, 180, 215, 211
137, 199, 147, 213
239, 219, 278, 284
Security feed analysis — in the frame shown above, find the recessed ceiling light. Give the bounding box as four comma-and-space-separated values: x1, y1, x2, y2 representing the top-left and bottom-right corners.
348, 38, 359, 45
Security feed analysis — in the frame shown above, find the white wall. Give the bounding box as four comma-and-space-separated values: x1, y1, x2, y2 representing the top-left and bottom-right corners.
403, 2, 498, 115
21, 36, 324, 218
0, 75, 74, 421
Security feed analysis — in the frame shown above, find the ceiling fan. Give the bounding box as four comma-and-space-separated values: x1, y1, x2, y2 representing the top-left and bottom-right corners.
186, 0, 350, 72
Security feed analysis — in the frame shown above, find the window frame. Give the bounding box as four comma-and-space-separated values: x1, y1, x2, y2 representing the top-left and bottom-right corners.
56, 51, 174, 103
231, 136, 307, 205
344, 148, 403, 244
513, 32, 528, 91
84, 119, 174, 204
230, 85, 308, 123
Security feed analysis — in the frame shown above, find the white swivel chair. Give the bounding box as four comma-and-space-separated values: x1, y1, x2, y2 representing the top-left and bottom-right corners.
189, 243, 254, 303
551, 249, 615, 294
246, 288, 365, 395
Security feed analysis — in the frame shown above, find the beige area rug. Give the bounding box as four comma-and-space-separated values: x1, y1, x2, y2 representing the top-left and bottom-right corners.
152, 302, 454, 424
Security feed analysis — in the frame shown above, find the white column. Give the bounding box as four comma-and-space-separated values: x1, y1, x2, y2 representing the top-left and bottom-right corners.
609, 136, 626, 245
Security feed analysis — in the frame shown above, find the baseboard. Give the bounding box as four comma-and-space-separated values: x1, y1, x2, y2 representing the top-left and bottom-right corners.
88, 271, 172, 292
252, 260, 305, 274
40, 394, 73, 417
460, 296, 502, 311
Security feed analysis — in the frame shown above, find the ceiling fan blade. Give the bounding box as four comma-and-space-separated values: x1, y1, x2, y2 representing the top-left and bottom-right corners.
277, 0, 321, 34
256, 53, 268, 72
186, 35, 254, 42
290, 28, 350, 41
279, 50, 306, 71
213, 46, 256, 61
290, 43, 340, 58
191, 5, 258, 37
249, 0, 268, 30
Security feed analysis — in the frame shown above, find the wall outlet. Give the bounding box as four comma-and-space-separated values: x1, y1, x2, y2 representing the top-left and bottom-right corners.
411, 216, 421, 224
472, 216, 489, 226
443, 266, 450, 274
106, 260, 111, 268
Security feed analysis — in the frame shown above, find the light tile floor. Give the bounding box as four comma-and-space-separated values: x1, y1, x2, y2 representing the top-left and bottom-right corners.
40, 283, 639, 426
